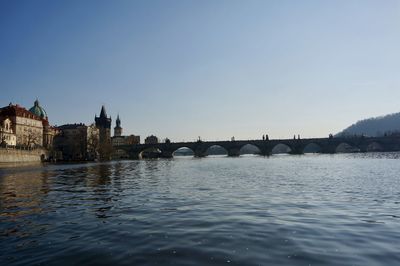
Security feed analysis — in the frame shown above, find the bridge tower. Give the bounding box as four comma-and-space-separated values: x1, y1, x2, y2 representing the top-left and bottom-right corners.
95, 105, 112, 142
114, 114, 122, 137
95, 105, 112, 160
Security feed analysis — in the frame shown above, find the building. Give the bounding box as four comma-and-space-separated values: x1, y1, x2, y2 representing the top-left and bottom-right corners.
114, 115, 122, 137
29, 100, 58, 149
111, 115, 140, 147
112, 134, 140, 147
0, 100, 57, 148
54, 123, 99, 161
0, 117, 16, 146
111, 115, 140, 159
0, 103, 43, 147
125, 135, 140, 145
95, 105, 112, 144
111, 115, 140, 145
95, 105, 112, 160
145, 135, 159, 144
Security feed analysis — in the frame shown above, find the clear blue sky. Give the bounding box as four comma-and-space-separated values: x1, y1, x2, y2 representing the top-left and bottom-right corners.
1, 0, 400, 141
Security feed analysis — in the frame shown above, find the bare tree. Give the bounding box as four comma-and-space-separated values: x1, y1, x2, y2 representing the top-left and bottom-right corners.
99, 140, 113, 161
87, 129, 100, 160
26, 131, 41, 148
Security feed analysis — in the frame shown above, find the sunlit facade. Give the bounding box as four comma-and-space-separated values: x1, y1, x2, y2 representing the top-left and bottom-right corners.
0, 100, 57, 148
0, 117, 16, 146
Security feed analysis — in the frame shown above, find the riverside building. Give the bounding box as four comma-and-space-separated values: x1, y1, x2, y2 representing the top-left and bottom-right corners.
0, 100, 57, 148
111, 115, 140, 159
0, 117, 16, 146
54, 123, 99, 161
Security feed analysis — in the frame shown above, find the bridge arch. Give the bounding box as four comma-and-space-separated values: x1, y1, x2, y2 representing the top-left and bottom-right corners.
271, 143, 292, 154
139, 147, 162, 159
335, 142, 360, 153
366, 141, 384, 152
303, 143, 322, 154
205, 145, 228, 156
172, 147, 195, 156
239, 144, 261, 155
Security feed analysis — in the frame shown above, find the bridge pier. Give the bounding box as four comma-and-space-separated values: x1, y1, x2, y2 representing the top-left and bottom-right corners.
128, 152, 140, 160
289, 150, 303, 155
357, 145, 368, 153
227, 148, 241, 157
160, 150, 174, 158
259, 147, 272, 156
289, 144, 304, 155
194, 148, 207, 158
320, 145, 337, 154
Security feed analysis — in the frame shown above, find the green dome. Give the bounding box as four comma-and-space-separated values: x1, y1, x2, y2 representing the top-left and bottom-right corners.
29, 99, 47, 119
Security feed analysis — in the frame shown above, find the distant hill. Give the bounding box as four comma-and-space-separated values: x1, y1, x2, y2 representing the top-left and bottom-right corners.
337, 112, 400, 137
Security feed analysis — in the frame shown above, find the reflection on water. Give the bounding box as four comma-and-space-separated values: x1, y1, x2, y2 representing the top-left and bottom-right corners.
1, 170, 50, 219
1, 154, 400, 265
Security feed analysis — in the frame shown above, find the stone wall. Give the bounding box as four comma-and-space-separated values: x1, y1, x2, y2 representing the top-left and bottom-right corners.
0, 148, 48, 163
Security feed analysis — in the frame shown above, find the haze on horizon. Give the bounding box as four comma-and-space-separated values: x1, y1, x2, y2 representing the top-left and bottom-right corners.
1, 0, 400, 142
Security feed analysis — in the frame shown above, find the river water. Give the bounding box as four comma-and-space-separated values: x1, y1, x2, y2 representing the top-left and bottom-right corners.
1, 153, 400, 265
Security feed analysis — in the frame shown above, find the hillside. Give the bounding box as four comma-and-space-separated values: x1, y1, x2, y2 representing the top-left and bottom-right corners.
337, 112, 400, 137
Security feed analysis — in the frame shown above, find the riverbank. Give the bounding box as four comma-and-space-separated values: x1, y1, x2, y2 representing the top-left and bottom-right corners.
0, 147, 48, 163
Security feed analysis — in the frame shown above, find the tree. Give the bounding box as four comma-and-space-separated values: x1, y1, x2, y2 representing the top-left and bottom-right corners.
98, 140, 113, 161
26, 130, 41, 148
87, 128, 100, 160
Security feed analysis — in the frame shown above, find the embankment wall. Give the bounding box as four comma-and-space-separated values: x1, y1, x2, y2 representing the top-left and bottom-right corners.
0, 148, 47, 163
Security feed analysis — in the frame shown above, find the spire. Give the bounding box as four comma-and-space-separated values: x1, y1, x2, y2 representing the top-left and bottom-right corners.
95, 104, 111, 130
100, 105, 107, 118
113, 113, 122, 137
116, 114, 121, 127
34, 98, 39, 107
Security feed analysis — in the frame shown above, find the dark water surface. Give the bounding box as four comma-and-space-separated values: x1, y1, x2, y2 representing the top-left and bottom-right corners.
1, 154, 400, 265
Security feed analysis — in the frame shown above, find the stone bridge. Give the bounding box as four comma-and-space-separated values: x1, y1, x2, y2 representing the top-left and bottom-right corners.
115, 136, 400, 159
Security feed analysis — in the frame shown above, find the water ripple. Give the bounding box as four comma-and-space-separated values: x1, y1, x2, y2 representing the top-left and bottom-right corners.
1, 153, 400, 265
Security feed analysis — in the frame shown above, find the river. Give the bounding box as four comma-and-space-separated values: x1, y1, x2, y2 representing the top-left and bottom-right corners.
1, 153, 400, 265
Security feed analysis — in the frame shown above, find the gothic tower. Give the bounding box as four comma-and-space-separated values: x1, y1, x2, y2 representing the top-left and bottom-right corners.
114, 114, 122, 137
95, 105, 112, 145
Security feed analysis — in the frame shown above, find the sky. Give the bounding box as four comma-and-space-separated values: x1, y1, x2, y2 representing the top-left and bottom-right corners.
1, 0, 400, 141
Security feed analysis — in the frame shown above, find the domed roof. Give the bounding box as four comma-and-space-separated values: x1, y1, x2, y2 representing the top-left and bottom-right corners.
29, 99, 48, 119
